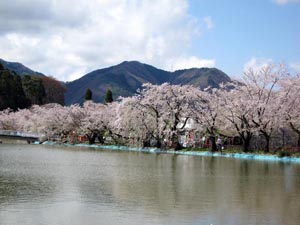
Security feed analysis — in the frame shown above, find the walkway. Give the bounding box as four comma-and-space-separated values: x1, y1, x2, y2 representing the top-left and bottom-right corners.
0, 130, 39, 142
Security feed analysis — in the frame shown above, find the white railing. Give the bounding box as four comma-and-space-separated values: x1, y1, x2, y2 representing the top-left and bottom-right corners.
0, 130, 39, 138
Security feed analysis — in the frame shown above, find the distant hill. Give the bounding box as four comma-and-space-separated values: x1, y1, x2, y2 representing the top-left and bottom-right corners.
0, 58, 44, 77
0, 59, 66, 108
171, 67, 230, 89
65, 61, 232, 105
0, 58, 233, 106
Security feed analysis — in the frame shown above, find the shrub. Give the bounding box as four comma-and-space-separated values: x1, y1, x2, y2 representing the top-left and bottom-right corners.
278, 150, 291, 158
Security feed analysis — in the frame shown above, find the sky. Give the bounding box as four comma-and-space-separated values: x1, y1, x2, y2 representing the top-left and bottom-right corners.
0, 0, 299, 81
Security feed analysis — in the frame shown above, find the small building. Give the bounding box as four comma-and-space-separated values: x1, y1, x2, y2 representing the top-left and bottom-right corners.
77, 134, 89, 142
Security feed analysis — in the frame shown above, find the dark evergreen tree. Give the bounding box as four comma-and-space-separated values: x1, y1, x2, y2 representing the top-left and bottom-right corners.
0, 69, 12, 110
13, 74, 31, 109
85, 88, 92, 101
0, 64, 31, 110
22, 75, 46, 105
105, 89, 113, 103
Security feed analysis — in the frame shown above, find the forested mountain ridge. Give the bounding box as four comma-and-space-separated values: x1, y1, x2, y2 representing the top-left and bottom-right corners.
0, 59, 232, 107
0, 58, 44, 77
65, 61, 232, 105
0, 63, 31, 110
0, 60, 66, 110
171, 67, 230, 89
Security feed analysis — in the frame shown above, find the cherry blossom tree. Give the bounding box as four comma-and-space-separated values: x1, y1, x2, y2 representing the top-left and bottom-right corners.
280, 74, 300, 148
1, 64, 298, 153
110, 96, 154, 146
220, 64, 288, 152
16, 104, 70, 139
135, 83, 199, 149
220, 83, 257, 152
0, 104, 71, 140
0, 109, 19, 130
188, 87, 225, 151
39, 104, 72, 139
245, 64, 288, 152
78, 101, 109, 144
111, 83, 199, 148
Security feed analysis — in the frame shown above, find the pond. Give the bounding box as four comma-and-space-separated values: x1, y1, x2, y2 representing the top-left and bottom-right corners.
0, 143, 300, 225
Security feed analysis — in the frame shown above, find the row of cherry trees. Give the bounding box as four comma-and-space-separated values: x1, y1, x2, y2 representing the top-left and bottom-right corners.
1, 64, 299, 152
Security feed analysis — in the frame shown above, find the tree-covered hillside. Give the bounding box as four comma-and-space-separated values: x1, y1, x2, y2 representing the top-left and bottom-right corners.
65, 61, 232, 105
0, 62, 66, 110
0, 63, 31, 110
0, 58, 44, 77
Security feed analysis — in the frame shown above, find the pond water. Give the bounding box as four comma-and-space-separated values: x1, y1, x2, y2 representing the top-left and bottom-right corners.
0, 143, 300, 225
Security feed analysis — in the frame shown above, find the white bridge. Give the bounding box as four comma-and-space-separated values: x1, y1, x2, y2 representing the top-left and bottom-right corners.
0, 130, 40, 142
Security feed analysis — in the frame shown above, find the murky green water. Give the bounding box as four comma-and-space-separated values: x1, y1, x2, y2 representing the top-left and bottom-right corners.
0, 143, 300, 225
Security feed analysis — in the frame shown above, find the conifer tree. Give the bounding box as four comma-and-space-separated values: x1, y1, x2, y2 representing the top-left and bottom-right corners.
22, 75, 46, 105
105, 89, 113, 103
0, 64, 30, 110
85, 88, 92, 101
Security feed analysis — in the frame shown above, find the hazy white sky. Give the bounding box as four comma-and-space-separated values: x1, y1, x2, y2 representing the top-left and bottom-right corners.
0, 0, 299, 81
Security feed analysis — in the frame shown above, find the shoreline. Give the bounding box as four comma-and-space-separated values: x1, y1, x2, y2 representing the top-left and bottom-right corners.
35, 141, 300, 164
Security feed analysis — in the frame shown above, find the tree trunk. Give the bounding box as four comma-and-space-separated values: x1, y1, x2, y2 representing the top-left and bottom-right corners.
239, 131, 253, 152
171, 133, 182, 150
263, 134, 270, 153
88, 137, 95, 145
209, 136, 217, 152
97, 134, 105, 144
289, 123, 300, 151
156, 138, 162, 148
241, 132, 252, 152
297, 133, 300, 151
174, 141, 182, 150
142, 141, 149, 147
242, 137, 251, 152
143, 138, 150, 147
87, 133, 96, 145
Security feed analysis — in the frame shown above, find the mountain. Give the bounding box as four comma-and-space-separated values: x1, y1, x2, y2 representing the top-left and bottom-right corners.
65, 61, 232, 105
0, 58, 44, 77
0, 59, 66, 107
65, 61, 171, 105
171, 67, 231, 89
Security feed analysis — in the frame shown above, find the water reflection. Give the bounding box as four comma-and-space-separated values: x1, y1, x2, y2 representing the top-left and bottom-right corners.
0, 144, 300, 225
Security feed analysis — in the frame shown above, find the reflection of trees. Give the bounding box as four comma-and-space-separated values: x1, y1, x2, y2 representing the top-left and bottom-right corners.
234, 161, 300, 224
77, 153, 218, 215
207, 159, 300, 224
77, 152, 300, 223
2, 145, 300, 224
